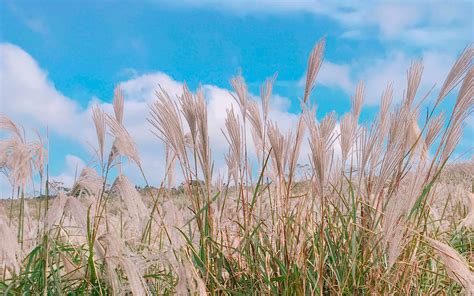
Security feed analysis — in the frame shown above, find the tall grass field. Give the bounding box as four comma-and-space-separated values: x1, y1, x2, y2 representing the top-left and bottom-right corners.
0, 41, 473, 295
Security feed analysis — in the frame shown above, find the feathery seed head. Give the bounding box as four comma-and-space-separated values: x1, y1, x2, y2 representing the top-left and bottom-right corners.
303, 38, 325, 103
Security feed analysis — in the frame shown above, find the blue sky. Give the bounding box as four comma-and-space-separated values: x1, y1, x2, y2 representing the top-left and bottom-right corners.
0, 0, 473, 194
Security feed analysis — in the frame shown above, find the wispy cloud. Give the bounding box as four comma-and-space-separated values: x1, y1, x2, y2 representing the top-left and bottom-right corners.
6, 2, 49, 35
50, 155, 86, 187
296, 49, 458, 105
171, 0, 472, 49
299, 60, 354, 94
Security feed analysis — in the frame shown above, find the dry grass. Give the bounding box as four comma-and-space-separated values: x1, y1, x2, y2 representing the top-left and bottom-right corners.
0, 41, 473, 295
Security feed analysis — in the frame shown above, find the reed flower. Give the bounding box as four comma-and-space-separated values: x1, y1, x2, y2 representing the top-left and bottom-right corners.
427, 238, 474, 293
106, 114, 141, 167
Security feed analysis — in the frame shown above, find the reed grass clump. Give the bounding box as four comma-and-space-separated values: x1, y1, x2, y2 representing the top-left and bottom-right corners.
0, 41, 473, 295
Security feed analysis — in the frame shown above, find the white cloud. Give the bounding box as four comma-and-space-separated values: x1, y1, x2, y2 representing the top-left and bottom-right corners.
270, 94, 292, 111
357, 50, 455, 105
50, 155, 86, 188
297, 49, 456, 105
172, 1, 472, 49
1, 43, 310, 189
309, 61, 355, 93
120, 72, 183, 102
371, 3, 420, 37
0, 43, 92, 141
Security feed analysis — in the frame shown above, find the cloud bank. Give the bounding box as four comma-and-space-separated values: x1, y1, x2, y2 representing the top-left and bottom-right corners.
0, 43, 302, 192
